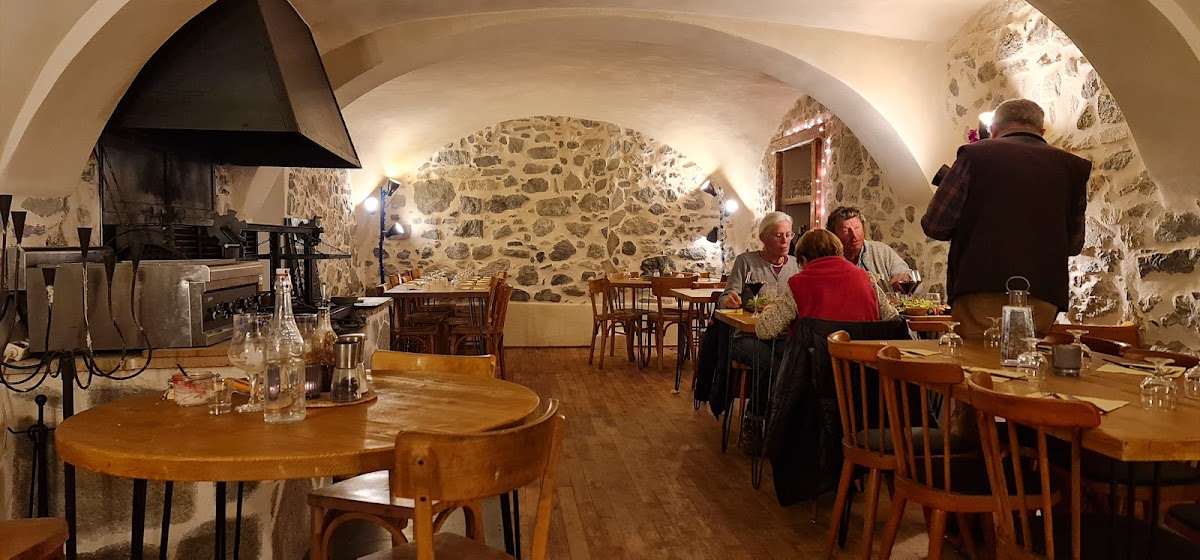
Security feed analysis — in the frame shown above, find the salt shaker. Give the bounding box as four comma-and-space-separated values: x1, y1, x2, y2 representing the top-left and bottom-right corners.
330, 341, 359, 403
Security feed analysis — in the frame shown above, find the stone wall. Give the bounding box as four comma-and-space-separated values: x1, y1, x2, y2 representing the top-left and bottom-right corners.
284, 167, 359, 296
9, 153, 100, 248
357, 116, 721, 302
757, 98, 946, 292
946, 0, 1200, 350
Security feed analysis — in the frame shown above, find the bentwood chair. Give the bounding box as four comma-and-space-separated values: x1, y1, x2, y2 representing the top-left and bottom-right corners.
825, 332, 894, 559
967, 372, 1200, 559
0, 518, 69, 560
357, 400, 566, 560
876, 346, 1045, 560
450, 284, 514, 379
646, 275, 696, 371
1049, 323, 1142, 347
308, 352, 500, 559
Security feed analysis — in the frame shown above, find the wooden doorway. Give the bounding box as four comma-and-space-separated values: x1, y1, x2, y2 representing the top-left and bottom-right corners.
770, 120, 826, 231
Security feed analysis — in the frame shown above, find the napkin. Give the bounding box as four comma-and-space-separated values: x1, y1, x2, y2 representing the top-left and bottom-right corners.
1097, 362, 1186, 377
898, 348, 941, 358
1029, 392, 1129, 414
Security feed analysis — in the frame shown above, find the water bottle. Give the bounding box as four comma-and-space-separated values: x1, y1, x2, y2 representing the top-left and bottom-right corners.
1000, 276, 1035, 367
264, 269, 307, 423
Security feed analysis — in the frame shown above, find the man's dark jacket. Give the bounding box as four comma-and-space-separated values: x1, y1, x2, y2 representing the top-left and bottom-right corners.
764, 317, 909, 506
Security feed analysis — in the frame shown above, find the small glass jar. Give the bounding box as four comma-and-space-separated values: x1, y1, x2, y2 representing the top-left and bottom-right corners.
170, 371, 219, 406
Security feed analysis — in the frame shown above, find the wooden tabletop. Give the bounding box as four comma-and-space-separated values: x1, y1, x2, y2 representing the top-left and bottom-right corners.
669, 288, 722, 303
714, 309, 757, 334
385, 281, 490, 298
889, 339, 1200, 462
55, 371, 540, 482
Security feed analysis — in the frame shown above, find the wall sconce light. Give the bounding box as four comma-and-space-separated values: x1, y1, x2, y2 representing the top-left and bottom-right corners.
384, 223, 408, 239
705, 226, 719, 243
363, 196, 380, 214
700, 179, 718, 197
722, 199, 739, 216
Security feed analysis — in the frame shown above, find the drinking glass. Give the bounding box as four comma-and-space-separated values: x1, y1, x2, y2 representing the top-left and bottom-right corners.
1016, 337, 1047, 384
897, 271, 922, 296
927, 292, 942, 308
983, 317, 1003, 349
1184, 365, 1200, 400
1140, 357, 1178, 411
209, 378, 233, 415
1064, 329, 1093, 370
228, 313, 268, 413
294, 313, 320, 399
938, 321, 964, 357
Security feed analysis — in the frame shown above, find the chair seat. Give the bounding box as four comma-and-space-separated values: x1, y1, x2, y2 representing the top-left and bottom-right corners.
309, 471, 454, 518
360, 533, 512, 560
0, 517, 69, 560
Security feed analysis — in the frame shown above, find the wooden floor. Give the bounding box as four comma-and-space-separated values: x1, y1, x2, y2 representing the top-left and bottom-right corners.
505, 346, 961, 559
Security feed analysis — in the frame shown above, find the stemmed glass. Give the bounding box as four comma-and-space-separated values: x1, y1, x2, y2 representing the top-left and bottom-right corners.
1140, 357, 1178, 411
939, 321, 964, 357
1064, 329, 1093, 370
744, 271, 764, 316
229, 313, 269, 413
983, 317, 1003, 349
1017, 337, 1047, 384
1184, 365, 1200, 400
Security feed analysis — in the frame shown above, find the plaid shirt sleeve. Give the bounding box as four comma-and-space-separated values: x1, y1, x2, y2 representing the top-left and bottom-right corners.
921, 152, 971, 241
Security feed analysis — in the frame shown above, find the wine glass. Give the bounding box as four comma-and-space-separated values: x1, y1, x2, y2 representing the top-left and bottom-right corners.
1140, 357, 1178, 411
897, 271, 922, 296
1017, 337, 1047, 385
938, 321, 964, 357
229, 313, 268, 413
744, 271, 764, 316
983, 317, 1003, 349
1064, 329, 1093, 370
1184, 365, 1200, 400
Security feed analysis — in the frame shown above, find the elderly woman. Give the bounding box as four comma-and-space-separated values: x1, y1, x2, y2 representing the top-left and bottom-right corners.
757, 229, 898, 340
719, 211, 801, 310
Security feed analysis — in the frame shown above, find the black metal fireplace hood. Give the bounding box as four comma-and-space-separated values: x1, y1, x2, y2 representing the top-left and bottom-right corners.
110, 0, 360, 168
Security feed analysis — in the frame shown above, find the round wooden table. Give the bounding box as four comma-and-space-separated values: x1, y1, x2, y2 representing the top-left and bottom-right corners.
56, 371, 540, 481
54, 370, 539, 559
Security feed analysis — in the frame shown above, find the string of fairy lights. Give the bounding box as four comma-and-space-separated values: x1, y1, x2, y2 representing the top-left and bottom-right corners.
782, 115, 832, 228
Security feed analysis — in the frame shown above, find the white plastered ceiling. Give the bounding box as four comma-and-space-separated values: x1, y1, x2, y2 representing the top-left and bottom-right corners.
1, 0, 1198, 226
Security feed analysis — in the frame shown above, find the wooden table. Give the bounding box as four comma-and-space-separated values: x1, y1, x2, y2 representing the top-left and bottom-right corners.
384, 282, 490, 299
889, 339, 1200, 463
669, 288, 723, 394
55, 370, 539, 556
714, 309, 757, 334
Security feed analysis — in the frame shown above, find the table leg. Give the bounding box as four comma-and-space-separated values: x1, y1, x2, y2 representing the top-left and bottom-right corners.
1109, 462, 1119, 560
215, 482, 226, 560
1149, 462, 1162, 558
500, 492, 515, 555
160, 481, 173, 560
720, 329, 736, 453
1125, 468, 1135, 560
234, 482, 245, 560
673, 297, 686, 393
61, 357, 79, 560
132, 478, 147, 560
64, 463, 77, 560
512, 490, 522, 560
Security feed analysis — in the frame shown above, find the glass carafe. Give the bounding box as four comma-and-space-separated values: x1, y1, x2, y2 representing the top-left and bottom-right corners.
1000, 276, 1035, 366
264, 270, 307, 424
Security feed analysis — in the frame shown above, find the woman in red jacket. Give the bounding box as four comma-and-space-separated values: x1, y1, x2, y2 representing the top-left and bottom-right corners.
757, 230, 897, 340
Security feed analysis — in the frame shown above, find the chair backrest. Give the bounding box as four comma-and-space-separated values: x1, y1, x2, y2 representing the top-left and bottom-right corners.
587, 278, 610, 321
492, 283, 514, 332
875, 346, 967, 494
392, 400, 566, 560
1049, 323, 1141, 347
966, 372, 1101, 559
367, 284, 386, 297
1122, 348, 1200, 368
827, 331, 892, 456
907, 319, 950, 340
371, 350, 499, 378
1079, 335, 1130, 357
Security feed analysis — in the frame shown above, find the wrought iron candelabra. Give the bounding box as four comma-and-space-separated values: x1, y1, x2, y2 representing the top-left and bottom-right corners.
0, 194, 156, 559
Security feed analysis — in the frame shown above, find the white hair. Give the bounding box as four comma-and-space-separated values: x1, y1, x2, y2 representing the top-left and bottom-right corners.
758, 211, 793, 239
992, 99, 1045, 130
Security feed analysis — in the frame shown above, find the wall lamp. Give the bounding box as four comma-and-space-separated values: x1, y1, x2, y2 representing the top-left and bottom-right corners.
978, 111, 995, 140
378, 178, 402, 284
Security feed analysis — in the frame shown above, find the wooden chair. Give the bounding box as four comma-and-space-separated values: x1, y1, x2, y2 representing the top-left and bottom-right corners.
646, 275, 696, 371
1079, 335, 1131, 357
450, 284, 514, 379
0, 518, 68, 560
1122, 348, 1200, 369
357, 400, 566, 560
825, 332, 894, 559
906, 319, 950, 340
309, 352, 500, 559
1049, 323, 1141, 347
967, 372, 1200, 559
371, 351, 498, 378
876, 345, 1041, 560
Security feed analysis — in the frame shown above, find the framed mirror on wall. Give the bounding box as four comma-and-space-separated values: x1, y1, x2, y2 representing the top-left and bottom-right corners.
769, 118, 827, 232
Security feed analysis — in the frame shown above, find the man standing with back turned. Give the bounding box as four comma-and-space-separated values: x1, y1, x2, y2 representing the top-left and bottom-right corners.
921, 99, 1091, 338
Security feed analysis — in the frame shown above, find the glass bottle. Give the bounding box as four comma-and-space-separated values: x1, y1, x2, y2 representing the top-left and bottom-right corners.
264, 269, 307, 424
313, 302, 338, 393
295, 314, 318, 399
